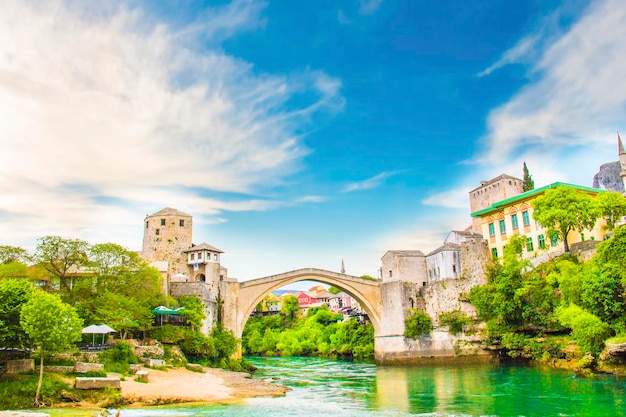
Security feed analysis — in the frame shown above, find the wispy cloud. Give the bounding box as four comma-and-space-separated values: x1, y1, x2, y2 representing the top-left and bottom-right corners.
422, 187, 471, 209
0, 0, 342, 248
342, 171, 400, 193
359, 0, 383, 15
479, 0, 626, 163
478, 34, 539, 77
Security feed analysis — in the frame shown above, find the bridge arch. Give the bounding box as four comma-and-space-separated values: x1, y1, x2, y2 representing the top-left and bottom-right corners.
223, 268, 381, 340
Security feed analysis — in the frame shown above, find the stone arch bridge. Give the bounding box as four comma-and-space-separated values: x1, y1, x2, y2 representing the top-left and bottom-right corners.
217, 267, 415, 363
220, 268, 382, 340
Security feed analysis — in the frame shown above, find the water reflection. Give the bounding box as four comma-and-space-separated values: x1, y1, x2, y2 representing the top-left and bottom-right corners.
47, 357, 626, 417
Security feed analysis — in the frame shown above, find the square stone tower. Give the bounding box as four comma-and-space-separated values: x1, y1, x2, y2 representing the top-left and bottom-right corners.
141, 207, 193, 278
469, 174, 524, 233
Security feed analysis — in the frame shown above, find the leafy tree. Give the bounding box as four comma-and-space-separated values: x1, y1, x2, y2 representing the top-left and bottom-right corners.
404, 309, 433, 338
35, 236, 89, 294
20, 291, 83, 405
178, 295, 206, 331
210, 324, 238, 360
281, 295, 299, 321
91, 291, 152, 340
522, 162, 535, 192
0, 261, 30, 280
0, 246, 31, 264
328, 286, 341, 294
531, 187, 597, 252
594, 191, 626, 231
0, 279, 33, 347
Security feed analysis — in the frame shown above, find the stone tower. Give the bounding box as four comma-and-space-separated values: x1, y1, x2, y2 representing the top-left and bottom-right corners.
141, 207, 193, 278
468, 174, 524, 233
619, 133, 626, 193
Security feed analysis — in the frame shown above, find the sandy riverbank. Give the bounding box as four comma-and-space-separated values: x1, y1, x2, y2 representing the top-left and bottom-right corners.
119, 366, 289, 406
0, 366, 289, 417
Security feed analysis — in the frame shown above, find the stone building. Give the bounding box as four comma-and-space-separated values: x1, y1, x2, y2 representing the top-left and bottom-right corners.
470, 182, 606, 260
380, 250, 427, 286
140, 207, 227, 291
141, 208, 193, 282
468, 174, 524, 234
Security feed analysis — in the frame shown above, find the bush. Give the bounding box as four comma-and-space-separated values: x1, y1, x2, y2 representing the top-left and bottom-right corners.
150, 324, 188, 344
99, 341, 140, 374
439, 310, 472, 335
404, 309, 433, 338
557, 304, 611, 355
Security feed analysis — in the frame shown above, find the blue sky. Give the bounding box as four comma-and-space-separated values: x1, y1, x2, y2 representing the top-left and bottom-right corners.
1, 0, 625, 283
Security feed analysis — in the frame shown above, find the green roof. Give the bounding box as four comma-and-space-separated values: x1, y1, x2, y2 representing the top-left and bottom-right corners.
470, 182, 604, 218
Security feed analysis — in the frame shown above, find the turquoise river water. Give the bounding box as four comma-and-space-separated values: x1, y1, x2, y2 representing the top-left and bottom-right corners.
60, 356, 626, 416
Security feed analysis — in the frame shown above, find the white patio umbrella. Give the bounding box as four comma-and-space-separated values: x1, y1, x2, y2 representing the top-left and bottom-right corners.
82, 324, 117, 345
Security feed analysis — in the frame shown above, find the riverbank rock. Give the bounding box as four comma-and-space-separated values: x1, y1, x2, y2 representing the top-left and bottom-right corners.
75, 377, 121, 390
135, 370, 149, 383
74, 361, 104, 373
601, 342, 626, 363
6, 359, 34, 374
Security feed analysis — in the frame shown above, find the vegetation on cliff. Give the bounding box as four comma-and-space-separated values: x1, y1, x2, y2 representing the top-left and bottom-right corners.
469, 227, 626, 366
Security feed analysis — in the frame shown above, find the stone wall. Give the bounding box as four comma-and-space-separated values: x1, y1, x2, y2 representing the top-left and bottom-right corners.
375, 237, 490, 364
170, 281, 217, 334
421, 237, 489, 322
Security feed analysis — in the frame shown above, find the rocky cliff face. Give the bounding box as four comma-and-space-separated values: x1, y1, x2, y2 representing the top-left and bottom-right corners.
592, 161, 624, 192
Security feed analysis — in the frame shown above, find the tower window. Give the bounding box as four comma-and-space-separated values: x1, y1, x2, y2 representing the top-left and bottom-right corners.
146, 221, 149, 229
179, 219, 184, 227
160, 219, 166, 226
155, 229, 160, 236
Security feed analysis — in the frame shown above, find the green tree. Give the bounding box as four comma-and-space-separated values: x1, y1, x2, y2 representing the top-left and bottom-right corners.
328, 286, 341, 294
531, 187, 598, 252
35, 236, 89, 294
20, 291, 83, 405
0, 279, 33, 347
0, 261, 30, 280
281, 295, 299, 321
91, 291, 152, 340
522, 162, 535, 192
178, 295, 206, 331
594, 191, 626, 231
0, 246, 31, 264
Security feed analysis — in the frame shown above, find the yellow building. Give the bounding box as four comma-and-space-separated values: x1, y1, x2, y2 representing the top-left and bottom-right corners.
470, 182, 606, 260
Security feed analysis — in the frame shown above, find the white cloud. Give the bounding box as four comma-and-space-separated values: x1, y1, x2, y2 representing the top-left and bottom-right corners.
359, 0, 383, 15
342, 171, 400, 193
480, 0, 626, 163
0, 0, 342, 247
423, 0, 626, 210
478, 34, 539, 77
422, 187, 471, 209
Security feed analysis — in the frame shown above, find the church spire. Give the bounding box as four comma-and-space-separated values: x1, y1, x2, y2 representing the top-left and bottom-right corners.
619, 132, 625, 156
340, 258, 345, 274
